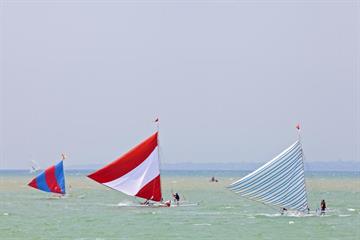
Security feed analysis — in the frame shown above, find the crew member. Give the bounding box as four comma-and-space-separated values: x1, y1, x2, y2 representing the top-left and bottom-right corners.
172, 192, 180, 205
320, 199, 326, 215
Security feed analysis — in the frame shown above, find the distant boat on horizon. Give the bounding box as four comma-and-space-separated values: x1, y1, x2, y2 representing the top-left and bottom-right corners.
29, 160, 41, 174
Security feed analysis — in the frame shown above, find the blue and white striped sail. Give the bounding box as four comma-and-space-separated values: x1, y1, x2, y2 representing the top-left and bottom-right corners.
229, 140, 309, 212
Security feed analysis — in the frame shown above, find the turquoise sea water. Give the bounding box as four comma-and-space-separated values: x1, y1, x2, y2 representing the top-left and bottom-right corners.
0, 171, 359, 240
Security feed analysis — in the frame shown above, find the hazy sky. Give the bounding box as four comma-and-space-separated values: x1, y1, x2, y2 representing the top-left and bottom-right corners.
1, 0, 359, 169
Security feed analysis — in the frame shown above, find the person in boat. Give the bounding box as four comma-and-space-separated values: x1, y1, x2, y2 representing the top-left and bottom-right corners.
280, 207, 287, 215
143, 199, 150, 206
210, 176, 218, 182
320, 199, 326, 215
172, 192, 180, 205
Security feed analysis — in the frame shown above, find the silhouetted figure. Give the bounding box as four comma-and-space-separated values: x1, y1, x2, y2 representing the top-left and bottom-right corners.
210, 176, 218, 182
172, 192, 180, 205
320, 199, 326, 215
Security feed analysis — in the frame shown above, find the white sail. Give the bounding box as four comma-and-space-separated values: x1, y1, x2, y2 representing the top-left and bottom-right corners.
229, 140, 309, 212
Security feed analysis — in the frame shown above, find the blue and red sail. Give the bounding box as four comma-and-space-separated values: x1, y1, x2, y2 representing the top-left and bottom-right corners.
28, 161, 66, 194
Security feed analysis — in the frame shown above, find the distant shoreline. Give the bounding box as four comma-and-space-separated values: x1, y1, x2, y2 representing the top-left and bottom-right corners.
2, 161, 357, 172
1, 169, 359, 174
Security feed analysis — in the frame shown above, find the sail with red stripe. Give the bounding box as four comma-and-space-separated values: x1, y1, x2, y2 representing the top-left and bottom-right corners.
28, 161, 66, 194
87, 132, 162, 202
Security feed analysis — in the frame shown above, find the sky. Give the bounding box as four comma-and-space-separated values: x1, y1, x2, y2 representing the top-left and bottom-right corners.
1, 0, 359, 169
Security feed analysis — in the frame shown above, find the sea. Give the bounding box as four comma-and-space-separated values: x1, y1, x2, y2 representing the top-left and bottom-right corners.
0, 170, 359, 240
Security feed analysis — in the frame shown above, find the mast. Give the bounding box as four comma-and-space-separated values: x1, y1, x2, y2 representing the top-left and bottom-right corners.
296, 123, 310, 211
154, 117, 161, 201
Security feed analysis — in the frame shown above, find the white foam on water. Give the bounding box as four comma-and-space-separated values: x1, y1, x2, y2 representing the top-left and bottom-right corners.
253, 212, 314, 218
339, 214, 351, 217
3, 213, 9, 216
288, 221, 294, 224
193, 223, 211, 226
117, 201, 135, 207
347, 208, 356, 212
100, 202, 133, 207
285, 212, 310, 218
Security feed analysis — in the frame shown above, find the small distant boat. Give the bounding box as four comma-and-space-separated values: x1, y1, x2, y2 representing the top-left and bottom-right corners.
210, 176, 219, 182
29, 160, 41, 174
28, 155, 66, 196
228, 125, 310, 214
88, 132, 168, 206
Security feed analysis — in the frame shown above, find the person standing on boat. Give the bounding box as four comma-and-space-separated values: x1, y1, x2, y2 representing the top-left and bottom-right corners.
320, 200, 326, 215
172, 192, 180, 205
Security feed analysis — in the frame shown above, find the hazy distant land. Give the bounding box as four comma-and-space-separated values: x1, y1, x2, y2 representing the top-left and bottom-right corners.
63, 161, 360, 172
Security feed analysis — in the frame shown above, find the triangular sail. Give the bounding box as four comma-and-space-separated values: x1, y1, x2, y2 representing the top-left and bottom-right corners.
88, 132, 162, 202
28, 161, 66, 194
229, 140, 309, 212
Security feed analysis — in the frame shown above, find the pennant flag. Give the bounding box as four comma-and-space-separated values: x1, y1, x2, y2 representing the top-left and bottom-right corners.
154, 118, 159, 122
28, 161, 66, 194
87, 132, 162, 201
296, 123, 300, 130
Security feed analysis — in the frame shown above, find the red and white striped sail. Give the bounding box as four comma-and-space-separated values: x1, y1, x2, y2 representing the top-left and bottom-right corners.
87, 132, 162, 201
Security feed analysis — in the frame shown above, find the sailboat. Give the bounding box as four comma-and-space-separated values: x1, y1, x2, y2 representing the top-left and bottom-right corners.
88, 132, 169, 207
28, 154, 66, 196
228, 125, 309, 214
29, 160, 41, 174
